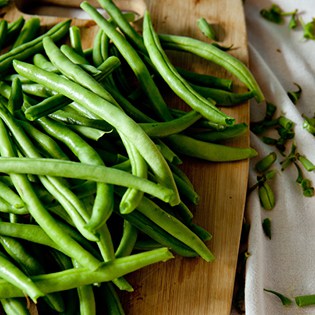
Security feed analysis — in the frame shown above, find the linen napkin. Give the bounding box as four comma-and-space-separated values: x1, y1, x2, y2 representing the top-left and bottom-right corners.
244, 0, 315, 314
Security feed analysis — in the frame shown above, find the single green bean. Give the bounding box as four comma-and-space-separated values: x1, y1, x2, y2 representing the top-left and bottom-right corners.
140, 110, 202, 137
175, 66, 233, 90
167, 134, 257, 161
72, 260, 96, 315
0, 248, 174, 299
0, 20, 8, 50
295, 294, 315, 307
159, 33, 265, 103
33, 53, 59, 73
61, 44, 91, 65
0, 157, 176, 204
81, 1, 173, 122
191, 83, 255, 106
7, 77, 23, 114
13, 60, 180, 205
11, 17, 41, 49
197, 17, 217, 40
69, 25, 84, 56
97, 282, 125, 315
115, 220, 138, 258
0, 19, 71, 72
142, 11, 234, 126
0, 180, 25, 211
191, 122, 248, 142
21, 83, 53, 98
92, 28, 109, 67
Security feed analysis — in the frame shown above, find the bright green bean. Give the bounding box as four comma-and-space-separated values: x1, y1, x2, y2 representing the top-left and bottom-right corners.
159, 33, 265, 103
0, 157, 176, 204
92, 28, 109, 67
115, 220, 138, 258
7, 77, 23, 114
69, 25, 84, 56
0, 248, 174, 299
167, 134, 257, 161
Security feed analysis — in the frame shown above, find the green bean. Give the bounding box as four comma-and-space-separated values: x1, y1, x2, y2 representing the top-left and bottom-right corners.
48, 109, 114, 132
0, 251, 44, 303
18, 119, 69, 160
255, 152, 277, 173
191, 122, 248, 142
295, 294, 315, 307
155, 138, 182, 165
0, 120, 102, 270
140, 110, 202, 137
92, 28, 109, 67
0, 298, 30, 315
7, 77, 23, 114
36, 116, 114, 233
0, 19, 8, 50
159, 34, 265, 103
0, 157, 176, 204
135, 196, 214, 262
21, 83, 53, 98
97, 0, 145, 53
0, 19, 71, 72
72, 260, 96, 315
115, 220, 138, 258
142, 11, 234, 127
11, 17, 41, 49
0, 180, 25, 211
5, 17, 25, 46
197, 17, 217, 41
119, 209, 198, 257
69, 25, 84, 57
61, 44, 90, 65
13, 60, 180, 205
167, 134, 257, 161
33, 53, 59, 73
175, 66, 233, 90
81, 1, 173, 122
0, 232, 65, 312
0, 247, 174, 299
191, 83, 255, 106
0, 103, 100, 242
97, 282, 125, 315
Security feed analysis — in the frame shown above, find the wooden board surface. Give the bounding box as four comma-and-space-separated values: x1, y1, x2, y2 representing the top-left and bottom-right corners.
1, 0, 249, 314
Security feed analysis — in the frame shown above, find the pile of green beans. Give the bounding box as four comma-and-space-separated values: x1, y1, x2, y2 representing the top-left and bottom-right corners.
0, 0, 263, 313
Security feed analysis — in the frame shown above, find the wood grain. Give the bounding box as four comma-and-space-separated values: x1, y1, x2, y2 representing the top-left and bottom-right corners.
0, 0, 249, 314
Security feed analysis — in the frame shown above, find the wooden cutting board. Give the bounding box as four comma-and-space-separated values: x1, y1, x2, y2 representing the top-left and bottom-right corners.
1, 0, 250, 314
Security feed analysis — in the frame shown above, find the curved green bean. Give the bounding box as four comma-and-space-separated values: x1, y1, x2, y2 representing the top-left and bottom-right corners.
0, 248, 174, 299
159, 33, 265, 103
167, 134, 257, 161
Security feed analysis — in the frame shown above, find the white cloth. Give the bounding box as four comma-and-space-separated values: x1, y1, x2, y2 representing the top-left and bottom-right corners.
244, 1, 315, 314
